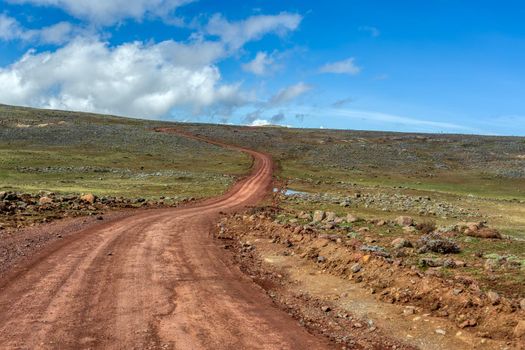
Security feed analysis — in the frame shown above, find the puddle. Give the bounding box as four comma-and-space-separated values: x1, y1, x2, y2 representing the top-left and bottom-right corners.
273, 188, 308, 196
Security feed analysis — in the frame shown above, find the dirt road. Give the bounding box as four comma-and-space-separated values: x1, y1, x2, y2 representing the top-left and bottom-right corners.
0, 131, 331, 349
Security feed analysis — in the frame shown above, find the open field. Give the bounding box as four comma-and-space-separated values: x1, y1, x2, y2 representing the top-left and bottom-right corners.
177, 124, 525, 238
0, 104, 251, 199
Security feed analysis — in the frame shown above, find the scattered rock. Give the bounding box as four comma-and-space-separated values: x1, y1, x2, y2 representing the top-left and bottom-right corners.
402, 226, 417, 234
350, 263, 362, 273
435, 328, 446, 335
321, 306, 331, 312
419, 258, 443, 267
514, 320, 525, 338
346, 214, 359, 223
486, 291, 500, 305
391, 238, 412, 249
484, 258, 500, 271
452, 288, 463, 295
403, 306, 416, 316
80, 193, 96, 204
38, 196, 53, 205
313, 210, 326, 222
465, 226, 502, 239
459, 319, 477, 328
443, 259, 456, 268
396, 216, 414, 227
418, 233, 460, 254
324, 211, 337, 222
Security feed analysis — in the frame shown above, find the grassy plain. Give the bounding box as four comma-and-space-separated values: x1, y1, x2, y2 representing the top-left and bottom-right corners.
0, 105, 251, 199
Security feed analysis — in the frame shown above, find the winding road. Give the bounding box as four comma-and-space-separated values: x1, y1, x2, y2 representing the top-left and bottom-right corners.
0, 130, 330, 349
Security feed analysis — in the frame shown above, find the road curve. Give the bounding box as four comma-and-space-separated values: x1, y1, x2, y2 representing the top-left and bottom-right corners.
0, 130, 331, 349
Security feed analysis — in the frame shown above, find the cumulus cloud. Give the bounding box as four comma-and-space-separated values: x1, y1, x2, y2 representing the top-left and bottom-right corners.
7, 0, 194, 25
0, 38, 245, 117
242, 51, 274, 75
269, 82, 312, 106
0, 8, 305, 120
358, 25, 380, 37
0, 14, 75, 44
320, 58, 361, 75
206, 12, 302, 50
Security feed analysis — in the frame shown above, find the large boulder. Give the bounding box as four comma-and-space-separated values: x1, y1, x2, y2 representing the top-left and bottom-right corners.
465, 223, 502, 239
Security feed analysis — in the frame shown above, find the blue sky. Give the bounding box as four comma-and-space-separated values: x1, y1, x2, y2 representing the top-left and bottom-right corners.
1, 0, 524, 135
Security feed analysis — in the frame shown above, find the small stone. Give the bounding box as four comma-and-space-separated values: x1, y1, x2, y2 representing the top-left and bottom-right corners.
361, 255, 371, 264
419, 258, 443, 267
391, 238, 412, 249
80, 193, 96, 204
313, 210, 326, 222
317, 256, 327, 263
39, 196, 53, 205
346, 214, 359, 223
353, 322, 363, 328
459, 319, 477, 328
403, 306, 416, 316
453, 288, 463, 296
514, 320, 525, 338
443, 259, 456, 268
396, 216, 414, 227
486, 291, 500, 305
519, 299, 525, 311
435, 328, 446, 335
350, 263, 362, 273
325, 211, 337, 222
402, 226, 417, 233
321, 306, 331, 312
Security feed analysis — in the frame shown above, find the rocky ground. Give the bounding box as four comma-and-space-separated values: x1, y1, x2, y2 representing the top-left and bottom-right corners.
0, 190, 190, 233
282, 189, 481, 219
217, 206, 525, 349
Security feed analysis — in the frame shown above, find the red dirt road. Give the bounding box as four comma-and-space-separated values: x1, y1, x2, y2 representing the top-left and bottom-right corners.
0, 131, 331, 349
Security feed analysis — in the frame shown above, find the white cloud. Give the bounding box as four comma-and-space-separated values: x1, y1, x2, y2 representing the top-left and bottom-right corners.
269, 82, 312, 106
0, 38, 246, 117
206, 12, 302, 50
0, 14, 20, 41
7, 0, 194, 25
0, 14, 76, 44
320, 58, 361, 75
249, 119, 271, 126
242, 51, 274, 75
358, 26, 380, 37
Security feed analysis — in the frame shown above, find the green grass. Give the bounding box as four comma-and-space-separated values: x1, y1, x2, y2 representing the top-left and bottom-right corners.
0, 105, 251, 199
